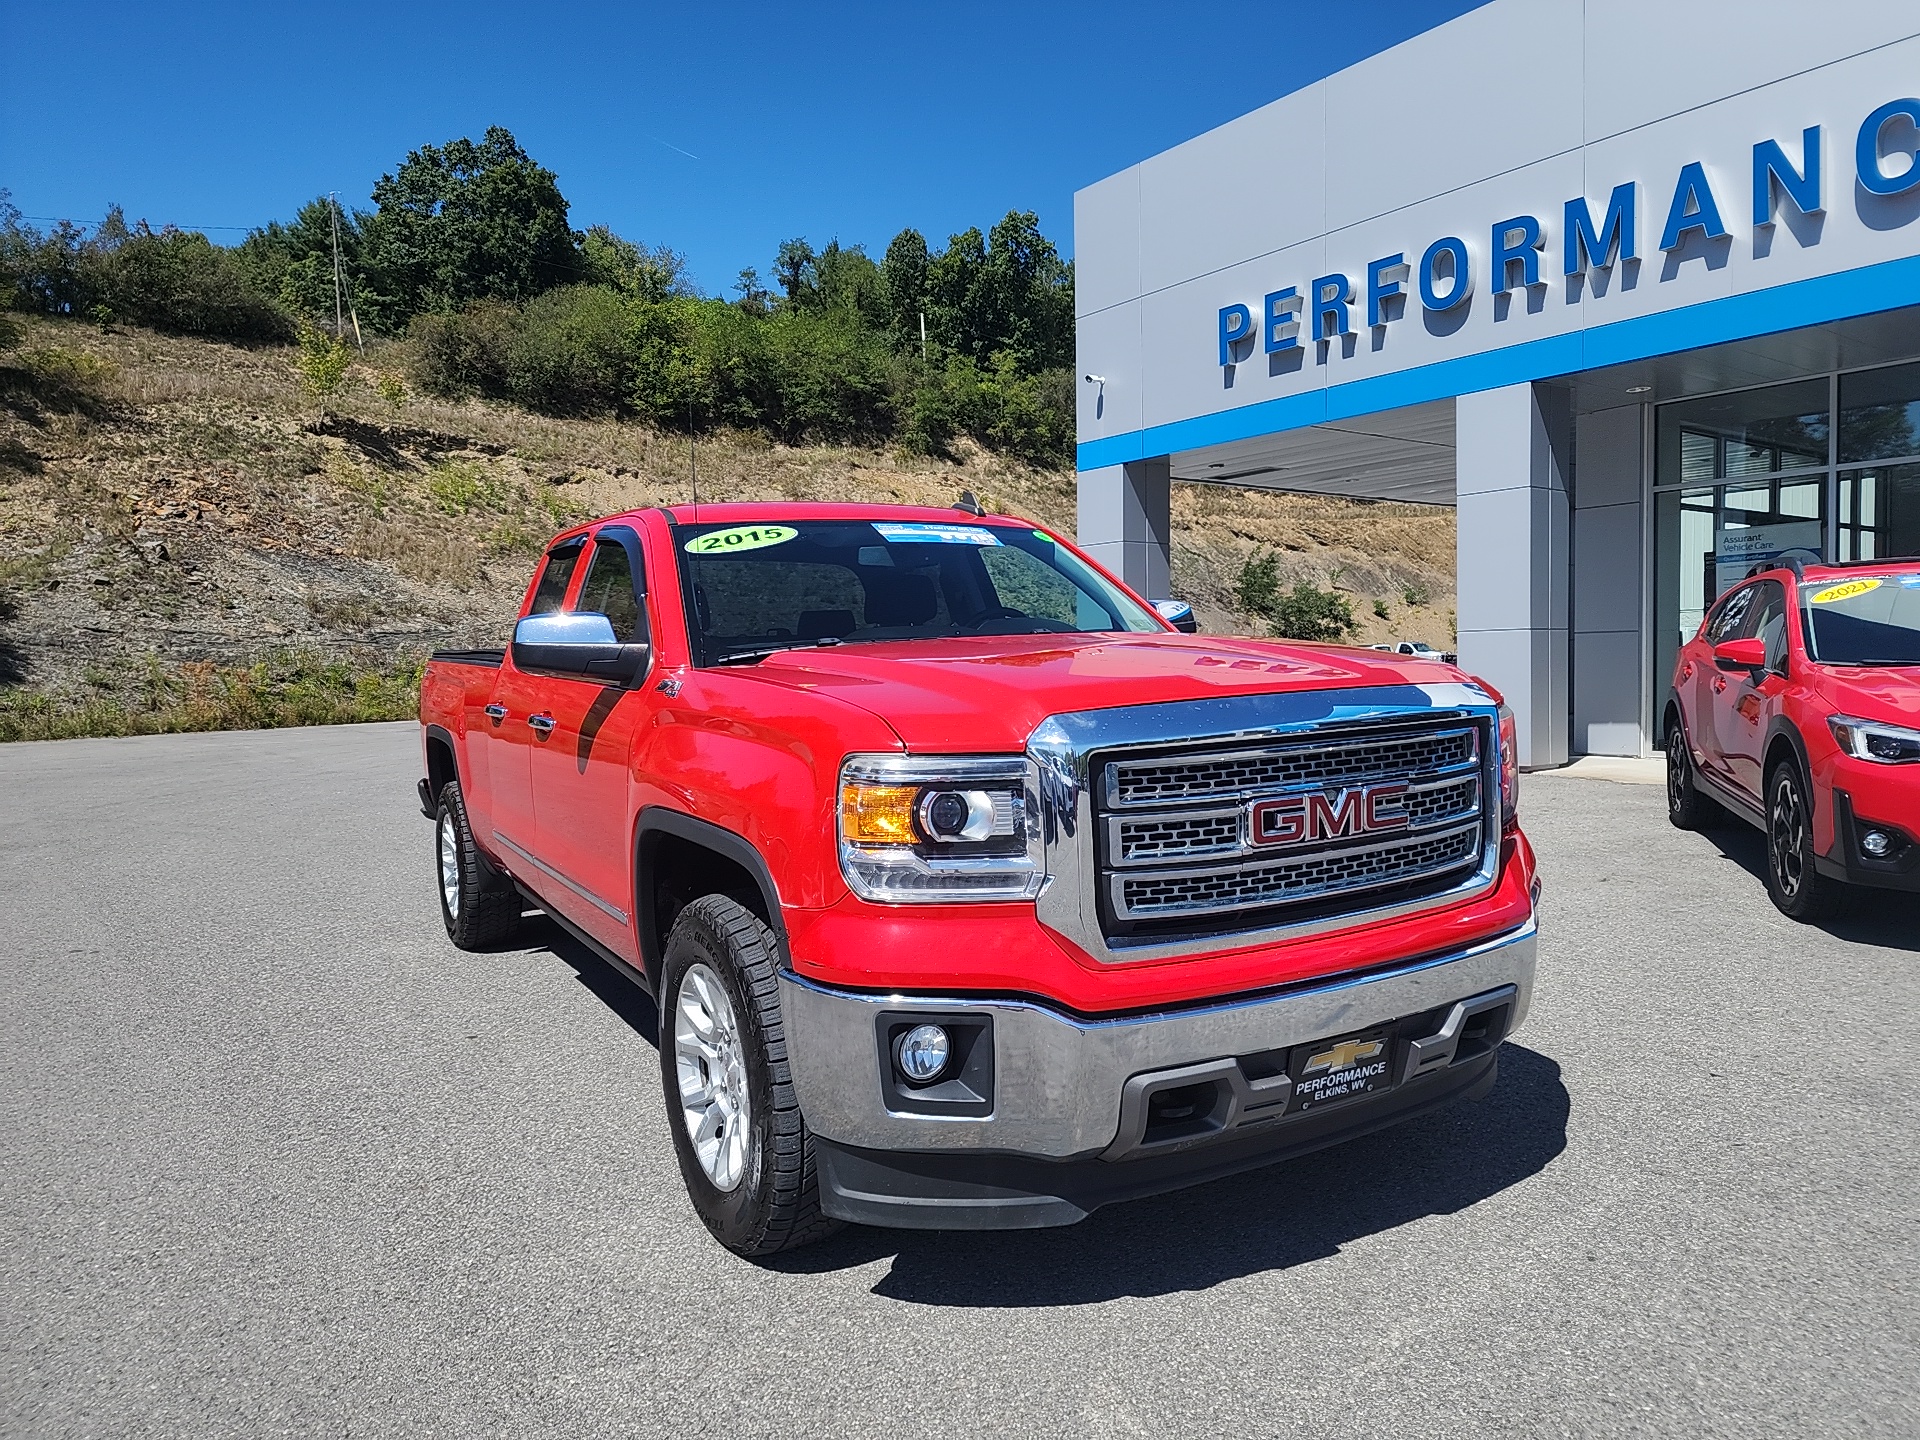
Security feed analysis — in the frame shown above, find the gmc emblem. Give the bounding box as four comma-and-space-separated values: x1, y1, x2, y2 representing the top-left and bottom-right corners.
1249, 783, 1409, 848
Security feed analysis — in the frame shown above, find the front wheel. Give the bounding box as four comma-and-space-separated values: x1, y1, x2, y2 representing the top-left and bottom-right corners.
1765, 763, 1843, 922
658, 895, 838, 1257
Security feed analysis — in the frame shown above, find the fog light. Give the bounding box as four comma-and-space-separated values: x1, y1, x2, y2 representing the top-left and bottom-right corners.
1862, 830, 1893, 858
896, 1024, 951, 1084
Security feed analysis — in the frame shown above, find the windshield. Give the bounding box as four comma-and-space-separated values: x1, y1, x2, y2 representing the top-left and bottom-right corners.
1801, 571, 1920, 666
673, 518, 1162, 665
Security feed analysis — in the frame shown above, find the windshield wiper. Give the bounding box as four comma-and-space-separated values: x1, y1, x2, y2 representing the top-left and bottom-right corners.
712, 638, 844, 667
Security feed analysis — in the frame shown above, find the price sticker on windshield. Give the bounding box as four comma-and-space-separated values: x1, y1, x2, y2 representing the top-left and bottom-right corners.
683, 524, 798, 555
872, 522, 1002, 546
1809, 578, 1882, 604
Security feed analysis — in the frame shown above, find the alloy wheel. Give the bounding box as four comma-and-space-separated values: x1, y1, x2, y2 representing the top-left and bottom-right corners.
673, 962, 752, 1192
438, 811, 461, 917
1770, 772, 1806, 899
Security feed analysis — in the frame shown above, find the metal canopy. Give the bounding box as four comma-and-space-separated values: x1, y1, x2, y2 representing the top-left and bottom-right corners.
1167, 399, 1457, 506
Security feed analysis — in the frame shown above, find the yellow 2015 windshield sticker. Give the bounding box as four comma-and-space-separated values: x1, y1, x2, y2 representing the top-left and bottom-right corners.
1810, 578, 1882, 604
683, 524, 798, 555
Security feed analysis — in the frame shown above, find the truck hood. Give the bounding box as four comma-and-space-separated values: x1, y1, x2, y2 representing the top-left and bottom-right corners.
731, 633, 1464, 752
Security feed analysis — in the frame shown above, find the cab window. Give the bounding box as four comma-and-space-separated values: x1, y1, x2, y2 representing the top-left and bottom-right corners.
1739, 581, 1789, 671
576, 535, 646, 642
528, 540, 585, 615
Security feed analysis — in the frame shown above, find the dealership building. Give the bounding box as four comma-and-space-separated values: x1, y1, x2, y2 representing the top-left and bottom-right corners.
1073, 1, 1920, 766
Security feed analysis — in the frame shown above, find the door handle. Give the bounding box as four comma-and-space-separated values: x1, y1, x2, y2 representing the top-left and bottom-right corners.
484, 704, 508, 722
528, 714, 556, 734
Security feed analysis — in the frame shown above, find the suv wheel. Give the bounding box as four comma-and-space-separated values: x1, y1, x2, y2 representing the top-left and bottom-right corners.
1665, 722, 1723, 830
435, 781, 524, 949
658, 895, 839, 1257
1765, 762, 1843, 921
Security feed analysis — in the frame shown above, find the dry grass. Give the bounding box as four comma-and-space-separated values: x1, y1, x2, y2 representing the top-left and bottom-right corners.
0, 315, 1457, 738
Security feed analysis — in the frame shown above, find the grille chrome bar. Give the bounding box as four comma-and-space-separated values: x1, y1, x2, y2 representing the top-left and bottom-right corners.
1105, 773, 1482, 868
1104, 726, 1479, 809
1110, 819, 1483, 921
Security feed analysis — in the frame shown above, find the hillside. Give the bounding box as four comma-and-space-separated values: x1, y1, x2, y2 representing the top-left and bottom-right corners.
0, 317, 1456, 740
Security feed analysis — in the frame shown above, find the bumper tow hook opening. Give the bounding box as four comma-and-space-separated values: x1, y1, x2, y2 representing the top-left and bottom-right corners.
1402, 985, 1517, 1082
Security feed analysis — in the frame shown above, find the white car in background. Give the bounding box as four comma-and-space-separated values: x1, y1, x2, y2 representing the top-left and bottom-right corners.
1372, 641, 1457, 663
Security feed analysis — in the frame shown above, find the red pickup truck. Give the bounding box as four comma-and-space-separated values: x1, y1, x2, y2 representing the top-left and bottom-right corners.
417, 501, 1540, 1255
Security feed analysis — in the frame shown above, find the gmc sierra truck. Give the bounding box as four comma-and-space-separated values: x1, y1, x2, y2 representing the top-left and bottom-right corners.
417, 501, 1540, 1256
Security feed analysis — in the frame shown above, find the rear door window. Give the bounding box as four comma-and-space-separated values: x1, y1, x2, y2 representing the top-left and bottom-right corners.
529, 540, 585, 615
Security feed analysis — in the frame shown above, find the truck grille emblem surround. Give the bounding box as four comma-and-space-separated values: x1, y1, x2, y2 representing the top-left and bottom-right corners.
1026, 690, 1504, 963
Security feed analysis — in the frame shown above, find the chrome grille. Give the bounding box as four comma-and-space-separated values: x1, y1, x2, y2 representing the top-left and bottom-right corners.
1107, 728, 1476, 808
1117, 823, 1482, 919
1113, 811, 1242, 862
1094, 719, 1491, 934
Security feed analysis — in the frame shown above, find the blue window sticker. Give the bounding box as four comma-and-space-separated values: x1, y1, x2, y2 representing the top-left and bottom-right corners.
872, 522, 1002, 546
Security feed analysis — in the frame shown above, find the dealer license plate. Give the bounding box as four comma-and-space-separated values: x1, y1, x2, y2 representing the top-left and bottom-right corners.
1285, 1028, 1394, 1115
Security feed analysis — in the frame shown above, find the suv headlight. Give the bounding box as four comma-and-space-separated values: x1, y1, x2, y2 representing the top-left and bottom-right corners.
1829, 715, 1920, 764
838, 754, 1043, 903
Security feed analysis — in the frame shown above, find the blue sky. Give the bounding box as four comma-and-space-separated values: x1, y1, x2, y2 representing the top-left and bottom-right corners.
2, 0, 1485, 296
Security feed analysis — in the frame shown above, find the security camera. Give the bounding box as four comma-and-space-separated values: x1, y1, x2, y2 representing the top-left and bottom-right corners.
1083, 374, 1106, 385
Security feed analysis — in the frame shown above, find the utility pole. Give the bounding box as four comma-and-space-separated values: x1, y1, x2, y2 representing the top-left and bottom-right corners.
919, 311, 927, 363
328, 193, 346, 340
327, 193, 364, 352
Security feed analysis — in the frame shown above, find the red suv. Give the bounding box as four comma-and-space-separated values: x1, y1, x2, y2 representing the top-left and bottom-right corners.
1665, 559, 1920, 919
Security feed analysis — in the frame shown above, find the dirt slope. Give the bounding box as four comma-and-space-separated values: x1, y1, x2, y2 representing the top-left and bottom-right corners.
0, 317, 1456, 736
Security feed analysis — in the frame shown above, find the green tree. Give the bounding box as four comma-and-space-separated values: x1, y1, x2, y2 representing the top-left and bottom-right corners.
880, 228, 930, 349
361, 127, 579, 316
772, 238, 817, 310
924, 225, 991, 361
814, 240, 886, 327
579, 226, 692, 302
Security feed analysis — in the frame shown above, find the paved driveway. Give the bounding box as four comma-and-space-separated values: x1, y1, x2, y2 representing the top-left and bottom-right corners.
3, 724, 1914, 1437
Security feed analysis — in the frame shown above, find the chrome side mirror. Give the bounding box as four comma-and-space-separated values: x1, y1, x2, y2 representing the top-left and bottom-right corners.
1154, 599, 1199, 634
511, 611, 649, 685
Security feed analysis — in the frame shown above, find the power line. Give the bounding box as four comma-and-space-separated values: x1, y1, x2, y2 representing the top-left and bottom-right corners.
15, 214, 256, 232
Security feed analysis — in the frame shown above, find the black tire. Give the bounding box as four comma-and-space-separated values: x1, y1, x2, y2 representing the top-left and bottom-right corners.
1764, 761, 1844, 922
435, 781, 524, 949
658, 895, 838, 1257
1665, 720, 1725, 831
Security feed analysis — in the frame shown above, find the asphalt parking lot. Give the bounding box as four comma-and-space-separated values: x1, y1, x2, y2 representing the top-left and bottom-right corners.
3, 722, 1915, 1438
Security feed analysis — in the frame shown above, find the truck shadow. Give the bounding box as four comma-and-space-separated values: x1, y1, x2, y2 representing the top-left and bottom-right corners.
1698, 823, 1920, 953
527, 917, 1571, 1303
788, 1045, 1569, 1305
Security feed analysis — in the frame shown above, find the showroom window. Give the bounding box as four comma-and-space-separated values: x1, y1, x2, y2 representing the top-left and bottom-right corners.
1653, 361, 1920, 696
1836, 360, 1920, 561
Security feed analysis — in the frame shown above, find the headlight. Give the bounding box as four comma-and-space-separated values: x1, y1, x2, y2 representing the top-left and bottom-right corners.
1829, 715, 1920, 764
1497, 703, 1519, 827
838, 754, 1043, 903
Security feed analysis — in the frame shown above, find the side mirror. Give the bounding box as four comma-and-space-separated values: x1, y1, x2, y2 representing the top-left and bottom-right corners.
512, 611, 650, 685
1713, 637, 1766, 675
1154, 599, 1199, 634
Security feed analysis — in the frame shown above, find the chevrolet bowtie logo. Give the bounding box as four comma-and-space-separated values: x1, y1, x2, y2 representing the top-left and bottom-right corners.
1302, 1038, 1385, 1074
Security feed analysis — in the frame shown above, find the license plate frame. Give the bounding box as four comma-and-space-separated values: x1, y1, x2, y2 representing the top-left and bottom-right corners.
1285, 1027, 1395, 1115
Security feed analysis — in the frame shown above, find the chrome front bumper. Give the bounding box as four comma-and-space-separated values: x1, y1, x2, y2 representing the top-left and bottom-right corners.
781, 916, 1536, 1161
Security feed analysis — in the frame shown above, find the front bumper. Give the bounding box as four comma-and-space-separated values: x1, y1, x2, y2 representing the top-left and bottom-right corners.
1817, 787, 1920, 893
781, 916, 1536, 1227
